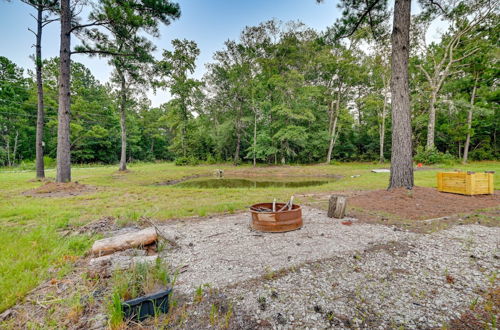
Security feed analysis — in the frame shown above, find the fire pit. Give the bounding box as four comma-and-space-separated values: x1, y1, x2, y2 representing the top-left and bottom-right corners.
250, 202, 303, 233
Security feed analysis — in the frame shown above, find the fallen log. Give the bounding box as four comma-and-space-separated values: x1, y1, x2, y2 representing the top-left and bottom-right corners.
91, 227, 157, 256
143, 218, 179, 248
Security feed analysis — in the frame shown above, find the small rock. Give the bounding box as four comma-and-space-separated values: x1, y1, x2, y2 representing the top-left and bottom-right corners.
276, 313, 287, 325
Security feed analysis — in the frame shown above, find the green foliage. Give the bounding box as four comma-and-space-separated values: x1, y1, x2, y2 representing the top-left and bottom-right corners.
1, 6, 499, 167
414, 146, 456, 165
108, 291, 124, 329
110, 259, 171, 302
174, 156, 199, 166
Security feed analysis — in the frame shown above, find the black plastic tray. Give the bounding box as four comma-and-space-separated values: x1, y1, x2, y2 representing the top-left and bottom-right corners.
122, 288, 172, 321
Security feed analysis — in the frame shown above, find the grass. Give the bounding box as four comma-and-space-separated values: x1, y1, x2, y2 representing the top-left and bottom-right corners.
107, 259, 172, 329
0, 161, 499, 313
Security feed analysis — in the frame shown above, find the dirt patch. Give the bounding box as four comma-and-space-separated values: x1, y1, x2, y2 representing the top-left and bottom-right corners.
154, 174, 210, 186
349, 186, 499, 220
23, 182, 97, 197
74, 216, 117, 236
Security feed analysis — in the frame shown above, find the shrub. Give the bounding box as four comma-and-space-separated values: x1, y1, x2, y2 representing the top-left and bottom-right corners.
174, 156, 199, 166
469, 145, 496, 161
414, 146, 456, 165
205, 154, 217, 164
15, 156, 56, 170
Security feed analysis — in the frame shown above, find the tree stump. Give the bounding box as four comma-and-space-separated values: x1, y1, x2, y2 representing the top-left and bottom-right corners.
328, 195, 347, 219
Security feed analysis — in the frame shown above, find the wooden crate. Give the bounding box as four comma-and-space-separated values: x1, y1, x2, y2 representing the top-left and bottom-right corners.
437, 172, 494, 195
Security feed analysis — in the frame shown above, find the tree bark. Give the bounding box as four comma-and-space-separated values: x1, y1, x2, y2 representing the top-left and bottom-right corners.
326, 88, 342, 163
426, 91, 437, 149
326, 115, 338, 163
12, 130, 18, 165
253, 112, 257, 167
462, 74, 478, 164
6, 137, 10, 167
56, 0, 72, 183
233, 105, 242, 164
389, 0, 413, 189
35, 5, 45, 179
379, 85, 388, 163
119, 72, 127, 171
327, 195, 347, 219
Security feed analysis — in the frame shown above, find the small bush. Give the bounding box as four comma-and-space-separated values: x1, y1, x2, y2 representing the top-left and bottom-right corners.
174, 156, 199, 166
469, 145, 496, 161
205, 154, 217, 164
414, 146, 456, 165
15, 156, 56, 170
44, 156, 56, 168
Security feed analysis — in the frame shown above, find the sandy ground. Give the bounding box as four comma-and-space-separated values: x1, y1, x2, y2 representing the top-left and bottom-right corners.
156, 206, 499, 329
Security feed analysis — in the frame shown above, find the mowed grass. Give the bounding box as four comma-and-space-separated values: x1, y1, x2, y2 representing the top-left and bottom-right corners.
0, 161, 499, 312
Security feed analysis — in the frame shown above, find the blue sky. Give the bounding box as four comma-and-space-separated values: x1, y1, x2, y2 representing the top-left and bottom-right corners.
0, 0, 341, 106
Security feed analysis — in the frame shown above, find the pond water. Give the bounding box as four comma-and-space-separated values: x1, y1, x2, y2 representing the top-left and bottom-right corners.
174, 177, 335, 189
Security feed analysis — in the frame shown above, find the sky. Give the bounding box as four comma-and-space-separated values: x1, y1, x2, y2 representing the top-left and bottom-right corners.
0, 0, 341, 107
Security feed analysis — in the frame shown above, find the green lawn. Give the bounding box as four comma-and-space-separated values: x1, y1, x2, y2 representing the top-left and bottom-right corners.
0, 161, 499, 312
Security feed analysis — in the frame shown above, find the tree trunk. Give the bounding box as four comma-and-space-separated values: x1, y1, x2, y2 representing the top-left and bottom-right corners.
6, 137, 11, 167
326, 115, 338, 163
56, 0, 72, 183
463, 75, 478, 164
35, 5, 45, 179
326, 89, 341, 163
234, 125, 241, 165
327, 195, 347, 219
389, 0, 413, 189
12, 130, 19, 165
426, 91, 437, 149
233, 105, 242, 165
379, 88, 387, 163
253, 112, 257, 167
119, 73, 127, 171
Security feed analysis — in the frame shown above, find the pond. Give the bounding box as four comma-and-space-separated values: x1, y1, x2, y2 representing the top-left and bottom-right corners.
173, 177, 336, 189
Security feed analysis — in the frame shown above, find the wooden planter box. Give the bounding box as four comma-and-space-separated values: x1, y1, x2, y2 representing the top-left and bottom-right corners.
437, 172, 494, 195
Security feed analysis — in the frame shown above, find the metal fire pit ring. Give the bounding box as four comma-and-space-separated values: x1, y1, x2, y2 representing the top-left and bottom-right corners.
249, 203, 303, 233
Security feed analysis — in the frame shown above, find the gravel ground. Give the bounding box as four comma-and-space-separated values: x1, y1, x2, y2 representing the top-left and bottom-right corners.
158, 207, 499, 329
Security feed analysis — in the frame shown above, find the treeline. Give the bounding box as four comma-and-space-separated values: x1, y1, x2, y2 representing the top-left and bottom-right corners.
0, 57, 171, 166
1, 3, 498, 168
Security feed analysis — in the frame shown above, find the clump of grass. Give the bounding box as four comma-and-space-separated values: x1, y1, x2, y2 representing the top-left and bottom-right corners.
194, 285, 204, 303
106, 259, 172, 325
209, 303, 218, 325
207, 299, 233, 328
111, 258, 171, 301
108, 291, 124, 329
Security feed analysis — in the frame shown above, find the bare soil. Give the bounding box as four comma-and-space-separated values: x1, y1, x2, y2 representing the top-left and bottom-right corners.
349, 186, 500, 220
23, 182, 97, 197
155, 174, 210, 186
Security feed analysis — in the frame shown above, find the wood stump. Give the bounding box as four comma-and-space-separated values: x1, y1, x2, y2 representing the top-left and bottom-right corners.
328, 195, 347, 219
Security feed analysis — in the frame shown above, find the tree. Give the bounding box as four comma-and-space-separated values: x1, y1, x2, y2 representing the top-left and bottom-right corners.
414, 0, 495, 150
55, 0, 180, 181
157, 39, 202, 159
319, 0, 414, 188
0, 57, 30, 166
388, 0, 413, 188
21, 0, 58, 179
78, 0, 180, 171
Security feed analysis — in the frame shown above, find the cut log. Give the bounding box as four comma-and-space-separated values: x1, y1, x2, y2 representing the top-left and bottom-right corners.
91, 227, 157, 256
327, 195, 347, 219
